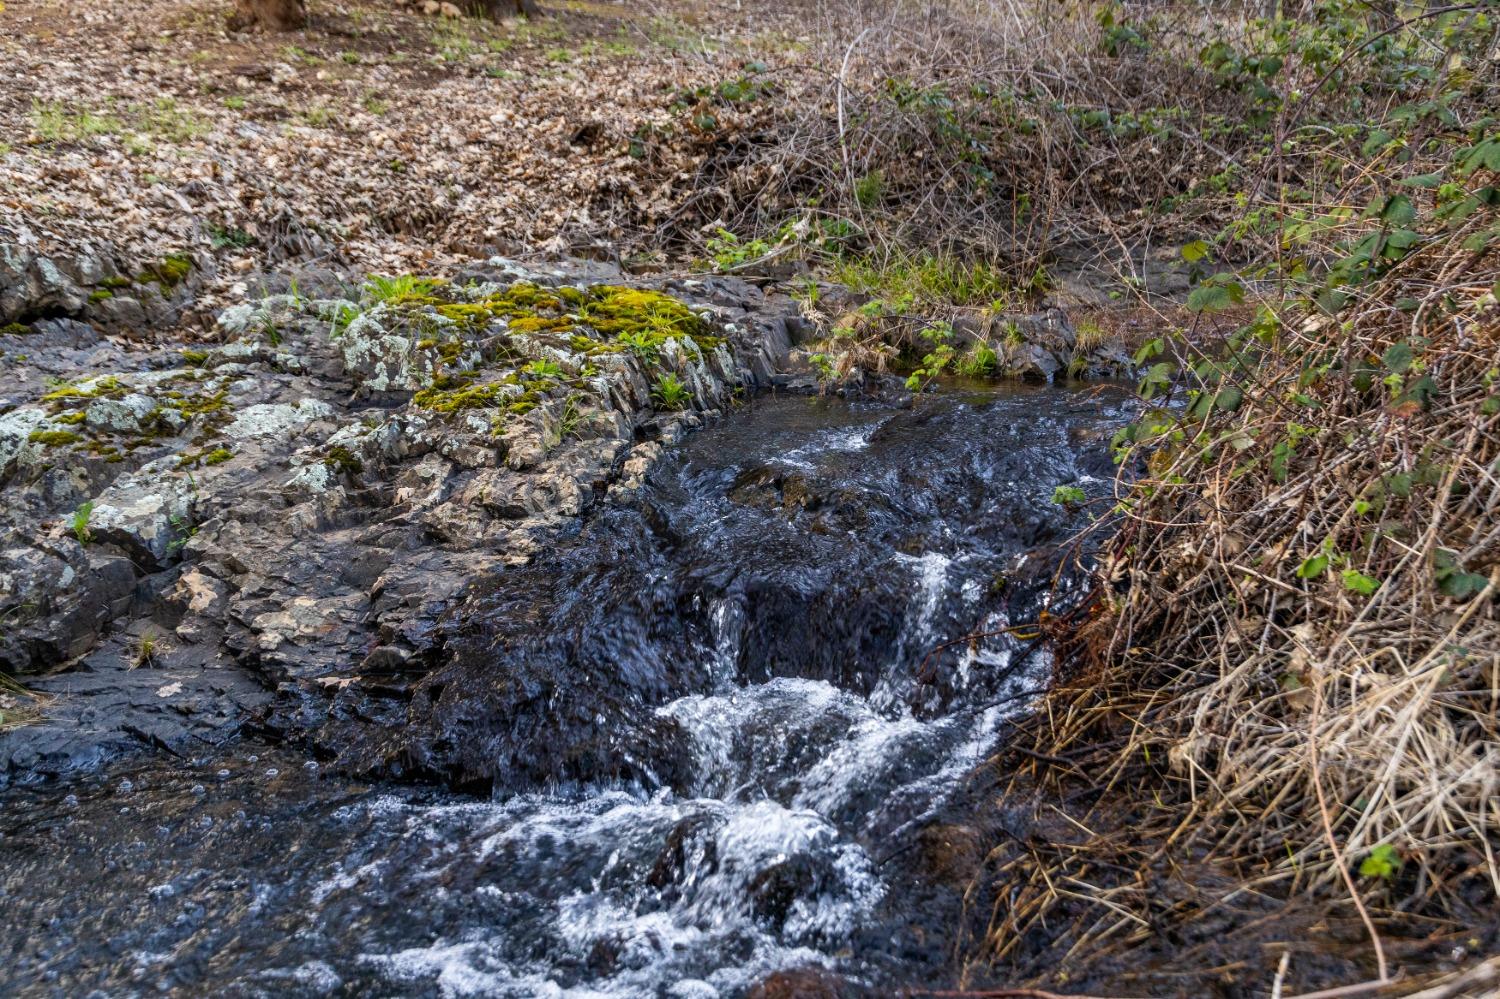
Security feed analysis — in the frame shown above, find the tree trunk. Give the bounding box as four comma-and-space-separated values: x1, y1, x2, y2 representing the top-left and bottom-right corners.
229, 0, 307, 31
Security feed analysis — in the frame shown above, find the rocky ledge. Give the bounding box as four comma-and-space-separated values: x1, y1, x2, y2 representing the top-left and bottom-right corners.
0, 257, 796, 783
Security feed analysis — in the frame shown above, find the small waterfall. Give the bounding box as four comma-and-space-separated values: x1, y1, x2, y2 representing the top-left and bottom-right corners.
0, 384, 1133, 997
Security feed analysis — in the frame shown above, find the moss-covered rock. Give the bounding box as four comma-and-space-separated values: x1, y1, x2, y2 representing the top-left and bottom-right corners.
136, 253, 193, 289
27, 429, 84, 448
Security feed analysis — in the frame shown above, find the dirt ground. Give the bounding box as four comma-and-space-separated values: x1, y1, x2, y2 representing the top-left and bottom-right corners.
2, 0, 807, 315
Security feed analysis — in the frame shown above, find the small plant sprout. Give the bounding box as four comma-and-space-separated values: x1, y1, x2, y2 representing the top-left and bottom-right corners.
808, 352, 836, 384
1358, 844, 1402, 881
651, 373, 692, 410
71, 501, 95, 543
1052, 485, 1087, 508
545, 395, 586, 451
903, 321, 956, 392
134, 632, 157, 669
955, 344, 998, 377
557, 394, 585, 441
362, 274, 442, 305
522, 358, 564, 380
616, 329, 661, 362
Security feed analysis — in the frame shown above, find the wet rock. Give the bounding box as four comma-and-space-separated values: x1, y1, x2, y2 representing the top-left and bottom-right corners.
0, 260, 797, 783
745, 967, 849, 999
0, 545, 135, 672
1004, 341, 1062, 382
983, 308, 1134, 383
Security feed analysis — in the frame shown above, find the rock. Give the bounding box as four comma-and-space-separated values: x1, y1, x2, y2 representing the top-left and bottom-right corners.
744, 968, 848, 999
223, 399, 334, 441
0, 545, 135, 672
0, 408, 50, 480
0, 260, 797, 785
1004, 341, 1061, 382
90, 294, 150, 330
84, 393, 158, 433
89, 469, 197, 570
169, 569, 227, 616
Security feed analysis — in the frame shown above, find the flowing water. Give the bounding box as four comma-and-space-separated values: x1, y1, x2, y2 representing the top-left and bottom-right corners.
0, 385, 1132, 998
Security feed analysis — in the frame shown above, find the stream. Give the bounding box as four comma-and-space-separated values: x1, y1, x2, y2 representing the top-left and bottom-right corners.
0, 384, 1132, 998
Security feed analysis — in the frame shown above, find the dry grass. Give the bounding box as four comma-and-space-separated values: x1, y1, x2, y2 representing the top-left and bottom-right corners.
970, 172, 1497, 999
963, 253, 1498, 987
669, 0, 1291, 285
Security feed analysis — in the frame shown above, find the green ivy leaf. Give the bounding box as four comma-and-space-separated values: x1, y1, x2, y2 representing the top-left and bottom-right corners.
1461, 228, 1497, 252
1314, 287, 1348, 315
1186, 274, 1245, 313
1181, 240, 1210, 263
1271, 439, 1293, 482
1400, 374, 1438, 407
1341, 570, 1380, 596
1133, 337, 1165, 365
1361, 130, 1393, 158
1439, 571, 1489, 599
1384, 228, 1421, 250
1141, 360, 1175, 390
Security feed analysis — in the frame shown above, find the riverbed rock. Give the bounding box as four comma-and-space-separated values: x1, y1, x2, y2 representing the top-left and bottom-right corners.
0, 258, 798, 785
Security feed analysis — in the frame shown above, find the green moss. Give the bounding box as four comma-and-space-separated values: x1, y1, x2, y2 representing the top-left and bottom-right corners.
137, 253, 193, 288
412, 380, 512, 412
431, 283, 568, 335
41, 375, 127, 403
178, 446, 234, 468
324, 445, 364, 474
28, 429, 83, 447
88, 289, 114, 304
435, 303, 502, 330
569, 333, 618, 354
180, 349, 209, 366
0, 323, 30, 336
171, 387, 230, 418
54, 411, 87, 425
81, 439, 122, 462
578, 286, 719, 350
100, 275, 133, 290
508, 316, 573, 334
492, 282, 563, 312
